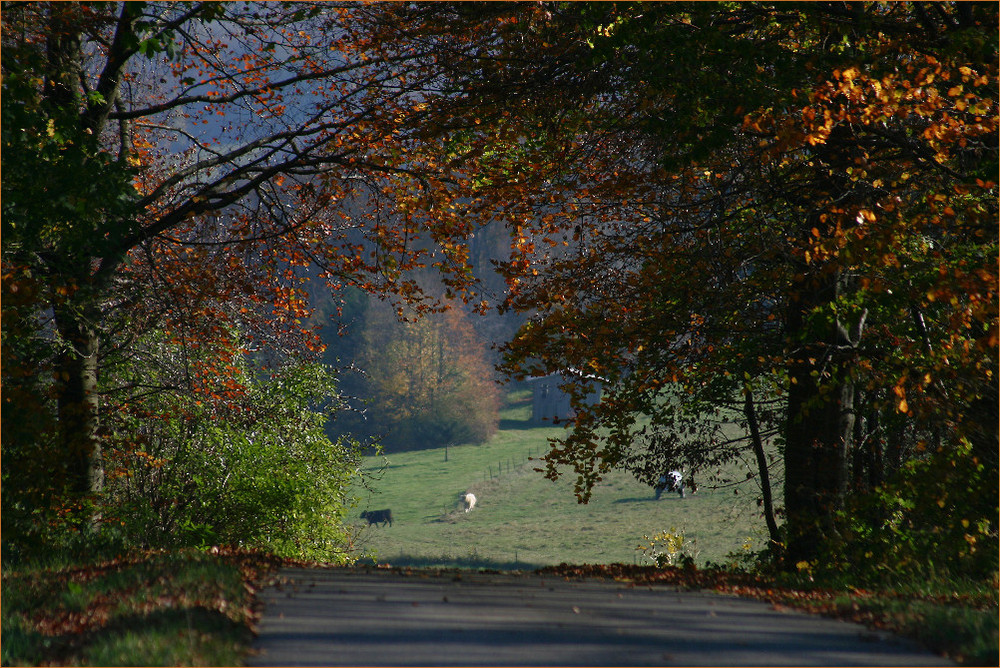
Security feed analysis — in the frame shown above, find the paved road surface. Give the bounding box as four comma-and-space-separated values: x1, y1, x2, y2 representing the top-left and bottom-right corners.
248, 567, 952, 667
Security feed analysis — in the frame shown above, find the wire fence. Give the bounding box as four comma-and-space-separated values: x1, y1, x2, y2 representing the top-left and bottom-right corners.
482, 446, 539, 481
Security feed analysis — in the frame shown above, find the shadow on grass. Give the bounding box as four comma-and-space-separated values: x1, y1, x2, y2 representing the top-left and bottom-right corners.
613, 496, 661, 504
498, 417, 544, 431
373, 552, 543, 572
2, 607, 249, 667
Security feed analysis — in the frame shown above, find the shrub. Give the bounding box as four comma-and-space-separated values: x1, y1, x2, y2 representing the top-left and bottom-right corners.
637, 528, 698, 568
829, 439, 998, 583
104, 359, 368, 562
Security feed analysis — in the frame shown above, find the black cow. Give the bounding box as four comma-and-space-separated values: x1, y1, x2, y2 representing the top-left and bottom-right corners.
361, 509, 393, 527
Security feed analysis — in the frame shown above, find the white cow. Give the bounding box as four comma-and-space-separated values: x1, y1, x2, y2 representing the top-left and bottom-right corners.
460, 492, 477, 513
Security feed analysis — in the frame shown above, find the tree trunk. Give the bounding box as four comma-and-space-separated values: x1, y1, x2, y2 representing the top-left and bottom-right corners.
779, 118, 869, 567
744, 389, 781, 547
52, 296, 104, 524
782, 267, 857, 566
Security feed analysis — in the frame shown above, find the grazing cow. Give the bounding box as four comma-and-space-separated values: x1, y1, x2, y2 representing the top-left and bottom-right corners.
460, 492, 477, 513
668, 470, 684, 498
361, 509, 393, 527
654, 471, 685, 499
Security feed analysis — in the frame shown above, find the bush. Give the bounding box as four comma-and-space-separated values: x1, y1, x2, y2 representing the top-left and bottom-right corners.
636, 528, 698, 568
828, 440, 998, 583
104, 359, 368, 562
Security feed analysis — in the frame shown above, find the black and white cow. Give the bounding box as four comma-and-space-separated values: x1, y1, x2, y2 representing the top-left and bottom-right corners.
654, 471, 685, 499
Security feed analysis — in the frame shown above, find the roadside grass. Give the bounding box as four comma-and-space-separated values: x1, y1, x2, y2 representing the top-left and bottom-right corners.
353, 389, 772, 568
835, 591, 998, 665
767, 575, 999, 666
0, 549, 285, 667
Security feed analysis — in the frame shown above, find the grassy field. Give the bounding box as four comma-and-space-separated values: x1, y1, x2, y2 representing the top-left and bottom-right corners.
352, 390, 774, 568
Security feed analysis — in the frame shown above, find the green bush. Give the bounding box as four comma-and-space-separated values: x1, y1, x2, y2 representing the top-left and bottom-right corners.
103, 359, 368, 563
829, 440, 998, 583
2, 303, 370, 565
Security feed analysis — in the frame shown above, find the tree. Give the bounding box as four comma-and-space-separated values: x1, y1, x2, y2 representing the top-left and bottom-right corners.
2, 1, 490, 530
395, 1, 998, 566
350, 295, 500, 451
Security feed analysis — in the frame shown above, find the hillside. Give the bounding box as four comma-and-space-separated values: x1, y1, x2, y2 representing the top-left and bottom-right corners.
352, 391, 775, 568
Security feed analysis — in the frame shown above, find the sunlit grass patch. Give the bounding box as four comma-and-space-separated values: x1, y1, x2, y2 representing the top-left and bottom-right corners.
352, 413, 772, 568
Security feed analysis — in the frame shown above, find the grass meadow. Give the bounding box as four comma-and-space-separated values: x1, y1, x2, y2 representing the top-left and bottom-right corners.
351, 390, 774, 569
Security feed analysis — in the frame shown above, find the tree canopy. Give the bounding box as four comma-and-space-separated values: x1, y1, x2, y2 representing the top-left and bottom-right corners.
347, 297, 499, 451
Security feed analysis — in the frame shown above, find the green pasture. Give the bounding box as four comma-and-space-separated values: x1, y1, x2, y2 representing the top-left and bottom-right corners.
352, 391, 775, 568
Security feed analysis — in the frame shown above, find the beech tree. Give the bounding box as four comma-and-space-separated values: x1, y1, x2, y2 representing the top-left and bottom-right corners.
395, 1, 998, 566
1, 2, 489, 529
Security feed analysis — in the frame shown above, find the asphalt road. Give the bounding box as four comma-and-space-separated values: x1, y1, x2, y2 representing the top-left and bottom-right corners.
247, 567, 953, 667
